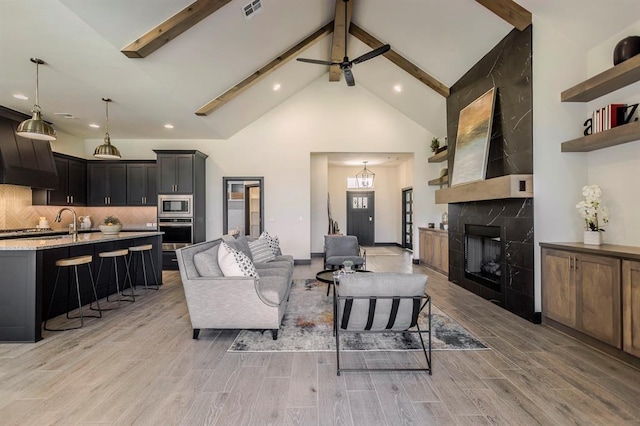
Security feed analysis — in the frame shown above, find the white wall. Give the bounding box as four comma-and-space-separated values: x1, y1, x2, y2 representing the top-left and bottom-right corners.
310, 154, 328, 254
50, 129, 87, 158
83, 76, 443, 260
533, 16, 640, 312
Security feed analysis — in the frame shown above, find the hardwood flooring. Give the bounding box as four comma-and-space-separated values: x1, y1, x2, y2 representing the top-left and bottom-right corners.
1, 247, 639, 425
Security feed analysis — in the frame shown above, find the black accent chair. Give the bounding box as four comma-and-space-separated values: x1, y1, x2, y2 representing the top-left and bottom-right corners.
333, 272, 431, 376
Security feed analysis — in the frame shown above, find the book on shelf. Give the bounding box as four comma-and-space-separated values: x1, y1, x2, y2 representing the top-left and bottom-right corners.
591, 103, 625, 134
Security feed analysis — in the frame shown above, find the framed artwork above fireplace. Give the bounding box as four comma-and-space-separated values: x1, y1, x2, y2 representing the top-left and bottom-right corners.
451, 87, 496, 186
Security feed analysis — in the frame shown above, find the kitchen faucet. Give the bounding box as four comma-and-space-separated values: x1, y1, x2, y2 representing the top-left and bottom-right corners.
55, 207, 78, 240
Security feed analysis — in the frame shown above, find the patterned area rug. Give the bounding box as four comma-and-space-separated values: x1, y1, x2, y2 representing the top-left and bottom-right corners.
229, 279, 488, 352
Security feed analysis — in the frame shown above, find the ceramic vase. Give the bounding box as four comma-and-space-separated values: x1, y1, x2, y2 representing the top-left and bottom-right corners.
583, 230, 603, 246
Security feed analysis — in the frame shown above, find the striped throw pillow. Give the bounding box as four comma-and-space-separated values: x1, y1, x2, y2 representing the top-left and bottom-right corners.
249, 239, 276, 264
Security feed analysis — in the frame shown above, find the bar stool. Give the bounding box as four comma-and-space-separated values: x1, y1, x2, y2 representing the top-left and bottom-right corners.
128, 244, 159, 291
44, 255, 102, 331
91, 248, 135, 311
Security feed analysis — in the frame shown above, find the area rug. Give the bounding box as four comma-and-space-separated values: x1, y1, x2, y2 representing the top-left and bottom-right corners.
229, 279, 488, 352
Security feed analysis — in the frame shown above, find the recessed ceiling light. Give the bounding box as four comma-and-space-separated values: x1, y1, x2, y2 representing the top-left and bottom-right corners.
273, 83, 281, 91
164, 124, 174, 129
393, 85, 402, 93
89, 123, 100, 128
13, 94, 28, 100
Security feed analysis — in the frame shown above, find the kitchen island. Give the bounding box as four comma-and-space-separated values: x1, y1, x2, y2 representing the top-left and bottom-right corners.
0, 231, 163, 342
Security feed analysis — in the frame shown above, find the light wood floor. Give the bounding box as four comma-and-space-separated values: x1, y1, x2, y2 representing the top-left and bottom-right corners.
1, 247, 639, 425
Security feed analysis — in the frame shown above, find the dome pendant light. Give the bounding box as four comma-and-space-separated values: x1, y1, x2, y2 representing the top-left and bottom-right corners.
16, 58, 57, 141
93, 98, 121, 159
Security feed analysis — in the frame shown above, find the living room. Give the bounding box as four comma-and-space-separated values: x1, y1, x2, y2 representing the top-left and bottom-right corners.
1, 0, 640, 423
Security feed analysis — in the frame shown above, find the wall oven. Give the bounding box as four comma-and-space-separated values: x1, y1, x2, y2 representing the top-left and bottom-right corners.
158, 194, 193, 218
159, 218, 193, 251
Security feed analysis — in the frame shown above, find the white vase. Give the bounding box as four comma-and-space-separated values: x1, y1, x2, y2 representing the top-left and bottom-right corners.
583, 230, 602, 245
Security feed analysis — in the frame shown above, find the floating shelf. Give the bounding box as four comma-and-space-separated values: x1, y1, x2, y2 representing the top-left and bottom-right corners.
428, 149, 449, 163
435, 174, 533, 204
428, 175, 448, 186
561, 54, 640, 102
561, 120, 640, 152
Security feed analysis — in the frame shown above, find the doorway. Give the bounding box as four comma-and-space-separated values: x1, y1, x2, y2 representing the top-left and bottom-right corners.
402, 187, 413, 250
222, 177, 264, 236
347, 191, 374, 246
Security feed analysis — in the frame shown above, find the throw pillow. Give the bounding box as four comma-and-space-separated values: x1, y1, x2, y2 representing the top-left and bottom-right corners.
249, 239, 276, 264
259, 231, 280, 255
218, 242, 259, 278
193, 245, 223, 276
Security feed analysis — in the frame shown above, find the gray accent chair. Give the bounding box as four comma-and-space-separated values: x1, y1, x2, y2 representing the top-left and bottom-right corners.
324, 235, 366, 270
334, 272, 431, 376
175, 238, 293, 340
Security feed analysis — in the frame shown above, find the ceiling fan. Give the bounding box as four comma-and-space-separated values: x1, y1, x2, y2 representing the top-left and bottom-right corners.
296, 0, 390, 86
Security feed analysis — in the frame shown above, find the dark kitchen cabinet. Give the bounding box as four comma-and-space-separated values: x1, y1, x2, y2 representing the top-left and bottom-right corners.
88, 162, 127, 206
155, 152, 201, 194
127, 162, 157, 206
51, 155, 86, 205
33, 153, 86, 206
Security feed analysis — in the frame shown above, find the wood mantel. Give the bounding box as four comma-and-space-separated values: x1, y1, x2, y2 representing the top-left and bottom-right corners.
435, 174, 533, 204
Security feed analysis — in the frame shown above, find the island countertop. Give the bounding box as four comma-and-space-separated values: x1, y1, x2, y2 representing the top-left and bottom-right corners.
0, 231, 163, 251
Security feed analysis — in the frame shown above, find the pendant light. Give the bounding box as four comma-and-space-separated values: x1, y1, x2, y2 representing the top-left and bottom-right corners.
93, 98, 121, 159
16, 58, 57, 141
355, 161, 375, 188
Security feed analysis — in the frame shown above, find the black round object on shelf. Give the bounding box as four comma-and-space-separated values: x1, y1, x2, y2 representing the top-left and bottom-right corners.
613, 36, 640, 65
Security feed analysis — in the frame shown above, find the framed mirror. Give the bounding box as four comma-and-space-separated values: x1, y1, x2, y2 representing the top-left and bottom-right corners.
222, 177, 264, 237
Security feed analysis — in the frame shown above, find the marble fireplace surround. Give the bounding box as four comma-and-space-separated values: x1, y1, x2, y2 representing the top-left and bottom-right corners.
448, 197, 535, 322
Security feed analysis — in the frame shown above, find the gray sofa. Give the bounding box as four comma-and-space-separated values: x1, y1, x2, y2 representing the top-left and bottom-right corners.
175, 236, 294, 340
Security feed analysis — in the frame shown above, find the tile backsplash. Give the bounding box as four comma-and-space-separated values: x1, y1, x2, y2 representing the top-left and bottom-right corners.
0, 184, 157, 230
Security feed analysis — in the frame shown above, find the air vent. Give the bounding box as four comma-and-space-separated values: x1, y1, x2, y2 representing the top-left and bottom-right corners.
242, 0, 262, 20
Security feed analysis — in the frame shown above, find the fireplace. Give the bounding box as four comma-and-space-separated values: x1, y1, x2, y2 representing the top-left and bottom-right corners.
464, 224, 501, 292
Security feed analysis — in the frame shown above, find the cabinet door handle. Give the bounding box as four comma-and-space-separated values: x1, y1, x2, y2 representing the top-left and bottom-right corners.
70, 195, 74, 204
66, 195, 70, 204
574, 259, 579, 270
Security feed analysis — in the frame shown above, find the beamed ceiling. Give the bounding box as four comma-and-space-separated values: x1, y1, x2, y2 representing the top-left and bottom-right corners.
1, 0, 639, 140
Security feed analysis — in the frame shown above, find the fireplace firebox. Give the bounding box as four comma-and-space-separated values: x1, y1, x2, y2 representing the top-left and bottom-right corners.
464, 224, 502, 292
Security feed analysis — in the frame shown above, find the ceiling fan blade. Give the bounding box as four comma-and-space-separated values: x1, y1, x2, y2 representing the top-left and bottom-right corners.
296, 58, 339, 66
351, 44, 391, 65
343, 68, 355, 86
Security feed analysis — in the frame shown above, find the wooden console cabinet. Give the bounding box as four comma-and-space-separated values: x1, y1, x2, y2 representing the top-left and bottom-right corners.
541, 242, 640, 360
419, 228, 448, 274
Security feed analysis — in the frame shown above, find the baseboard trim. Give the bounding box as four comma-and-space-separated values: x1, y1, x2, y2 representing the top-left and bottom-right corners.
294, 259, 311, 265
532, 312, 542, 324
412, 259, 420, 265
374, 242, 403, 247
310, 252, 324, 258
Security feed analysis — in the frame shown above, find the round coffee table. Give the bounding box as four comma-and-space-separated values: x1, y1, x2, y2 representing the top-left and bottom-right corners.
315, 269, 372, 296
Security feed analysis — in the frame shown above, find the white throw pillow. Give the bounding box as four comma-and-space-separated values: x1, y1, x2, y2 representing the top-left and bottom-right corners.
218, 242, 259, 278
259, 231, 280, 255
249, 239, 276, 264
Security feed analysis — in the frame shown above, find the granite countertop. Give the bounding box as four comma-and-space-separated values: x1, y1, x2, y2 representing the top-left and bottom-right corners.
0, 231, 163, 251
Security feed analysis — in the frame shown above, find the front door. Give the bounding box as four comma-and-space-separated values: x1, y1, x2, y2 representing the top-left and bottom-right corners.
402, 187, 413, 250
347, 191, 375, 246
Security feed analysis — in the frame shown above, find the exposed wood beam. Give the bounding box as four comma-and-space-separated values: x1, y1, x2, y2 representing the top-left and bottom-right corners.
349, 24, 450, 97
475, 0, 531, 31
121, 0, 232, 58
195, 22, 334, 116
329, 0, 353, 81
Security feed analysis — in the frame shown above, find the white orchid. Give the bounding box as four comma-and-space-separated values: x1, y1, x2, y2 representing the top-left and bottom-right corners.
576, 185, 609, 231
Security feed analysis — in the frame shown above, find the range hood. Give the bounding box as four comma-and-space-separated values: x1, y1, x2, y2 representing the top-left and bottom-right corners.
0, 107, 58, 190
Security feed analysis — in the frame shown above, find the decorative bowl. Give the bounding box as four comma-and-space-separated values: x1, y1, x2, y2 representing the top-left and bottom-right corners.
99, 224, 122, 235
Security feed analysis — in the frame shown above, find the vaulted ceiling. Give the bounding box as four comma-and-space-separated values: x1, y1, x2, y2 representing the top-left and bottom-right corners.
1, 0, 638, 141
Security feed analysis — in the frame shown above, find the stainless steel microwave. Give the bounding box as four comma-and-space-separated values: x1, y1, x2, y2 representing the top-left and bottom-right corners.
158, 194, 193, 218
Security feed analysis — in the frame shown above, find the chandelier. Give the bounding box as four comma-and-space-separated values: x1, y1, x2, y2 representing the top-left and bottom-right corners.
355, 161, 375, 188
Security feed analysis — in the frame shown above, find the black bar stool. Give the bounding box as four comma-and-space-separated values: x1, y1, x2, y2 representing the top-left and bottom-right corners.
128, 244, 159, 291
44, 255, 102, 331
91, 248, 135, 311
